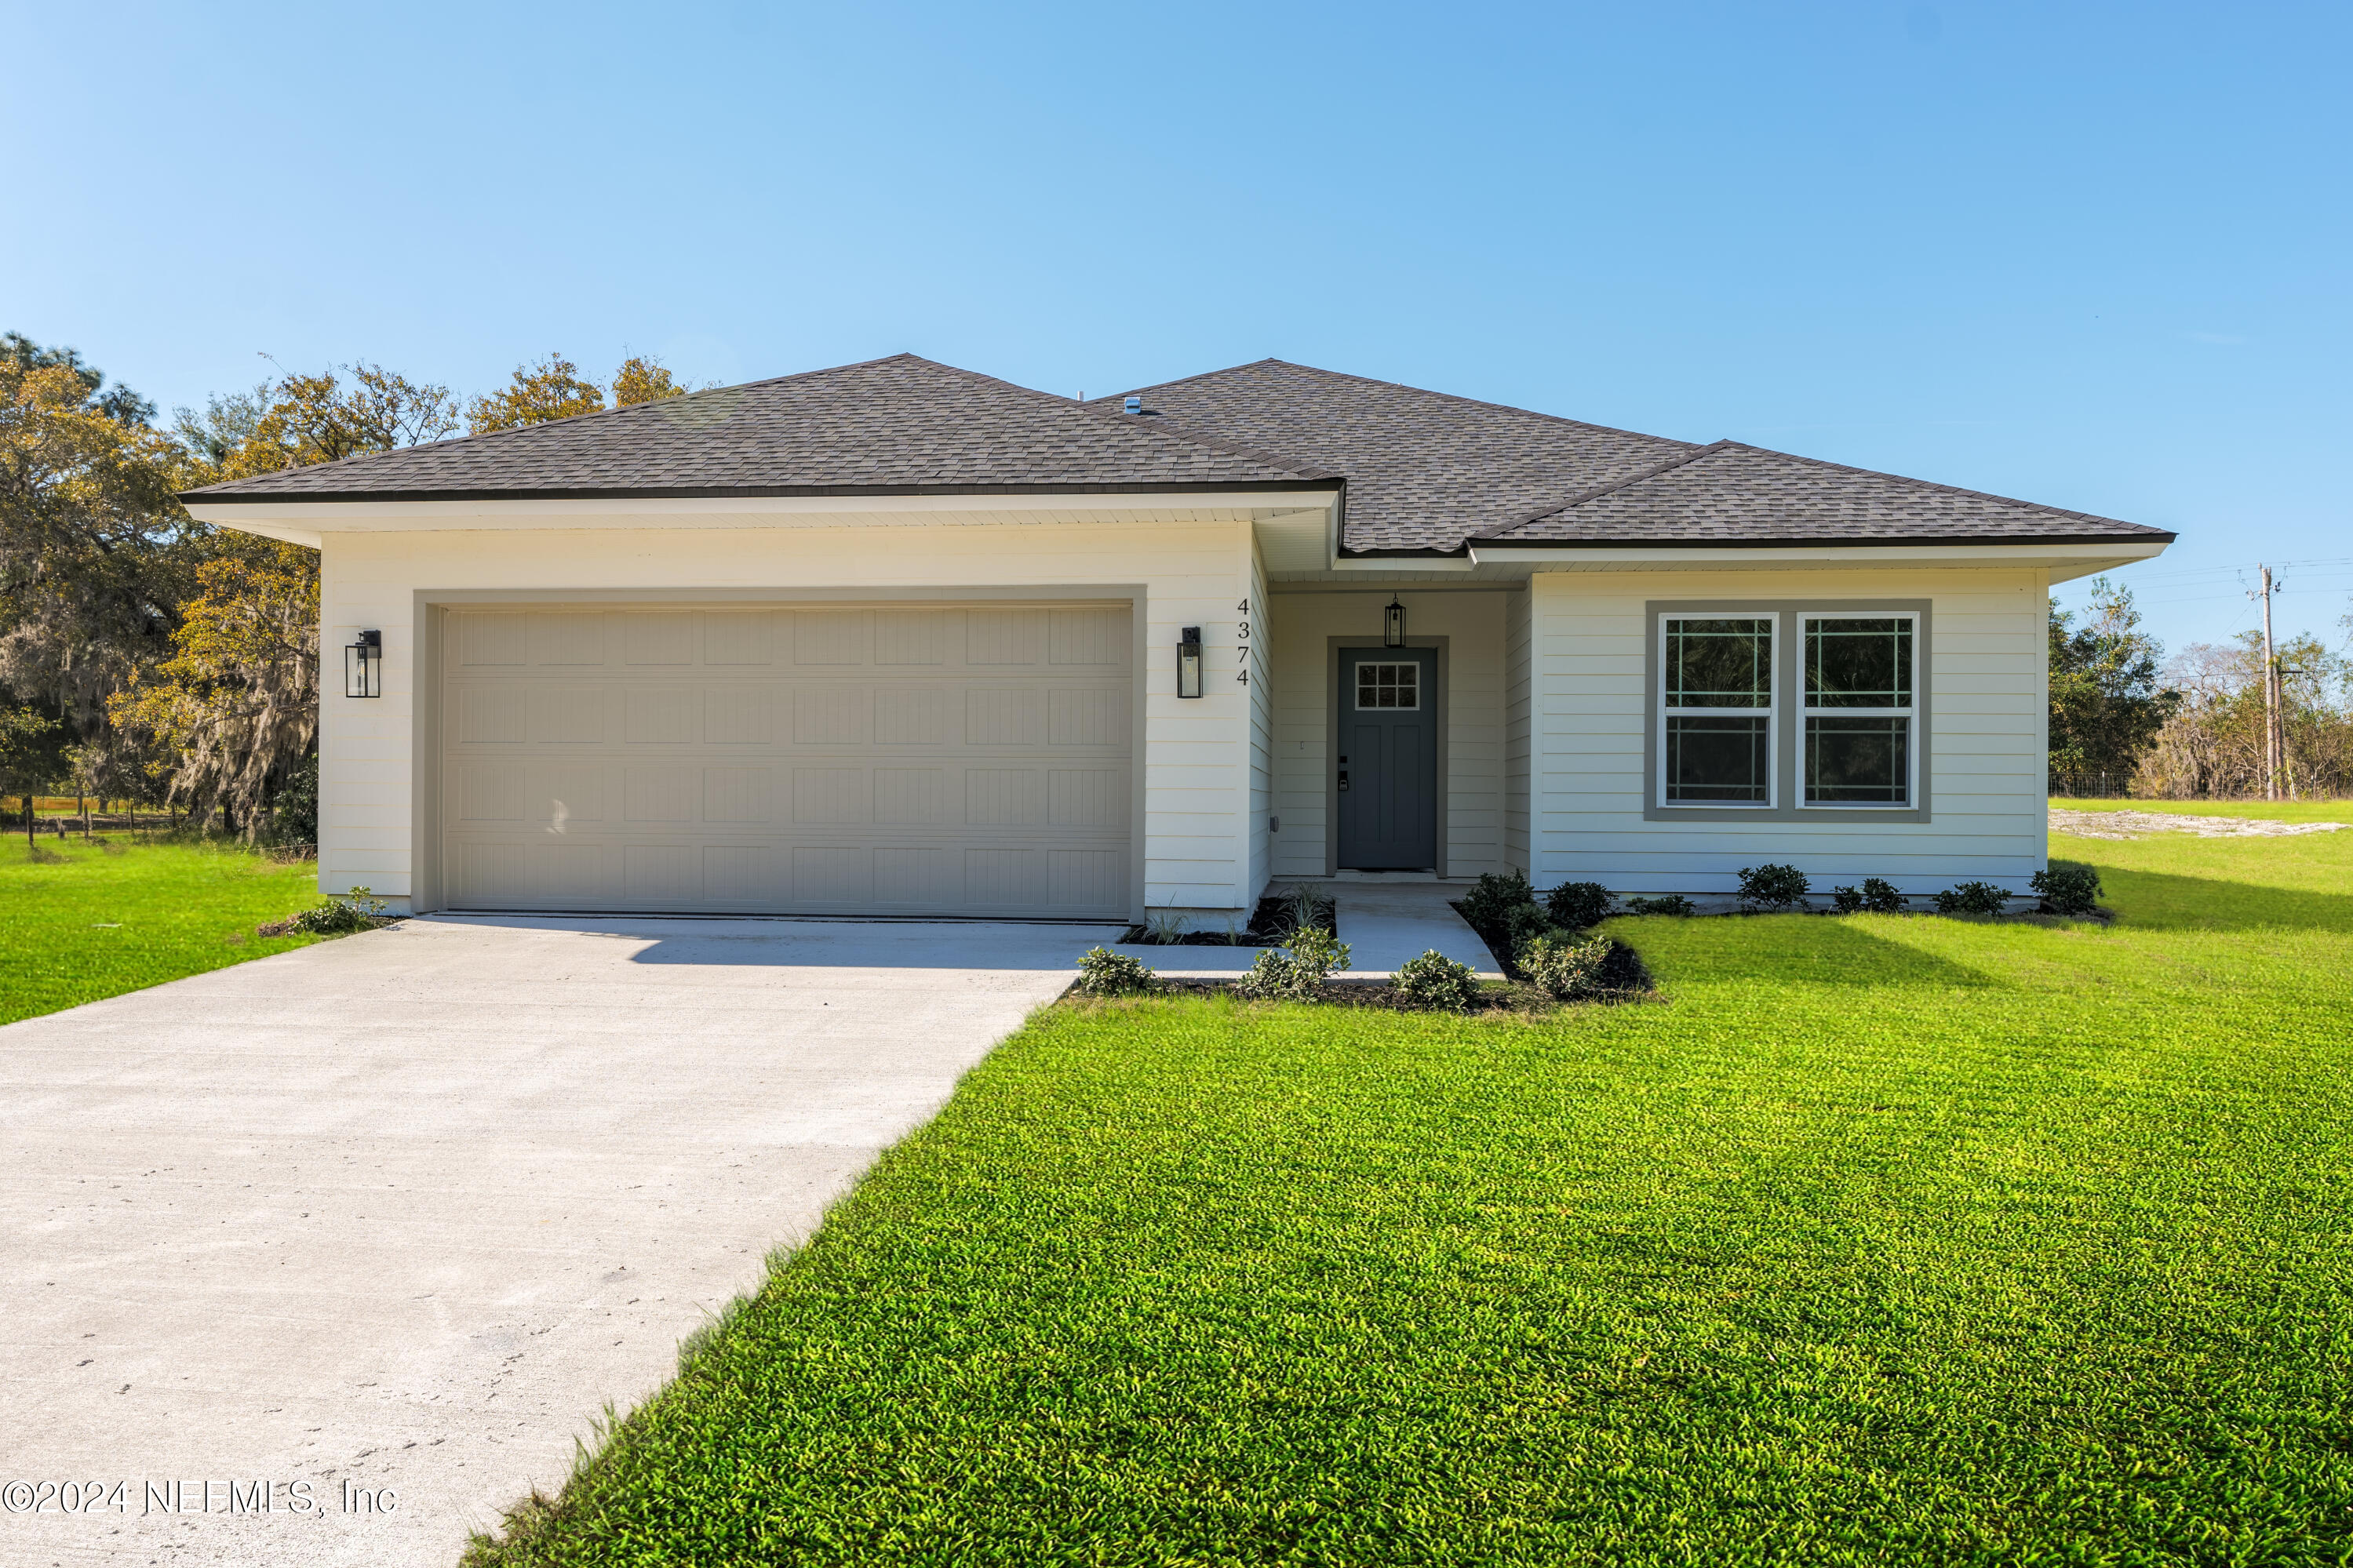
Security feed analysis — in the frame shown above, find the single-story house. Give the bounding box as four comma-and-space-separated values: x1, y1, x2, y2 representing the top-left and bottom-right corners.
182, 355, 2173, 924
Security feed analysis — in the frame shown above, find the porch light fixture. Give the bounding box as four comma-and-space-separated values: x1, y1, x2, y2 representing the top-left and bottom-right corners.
1383, 597, 1406, 648
344, 629, 382, 699
1177, 626, 1204, 697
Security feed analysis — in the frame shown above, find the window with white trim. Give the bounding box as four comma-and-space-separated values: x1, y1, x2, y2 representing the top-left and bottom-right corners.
1659, 616, 1774, 804
1801, 614, 1915, 806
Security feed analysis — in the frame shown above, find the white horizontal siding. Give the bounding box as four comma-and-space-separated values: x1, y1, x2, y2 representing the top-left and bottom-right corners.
1528, 567, 2049, 896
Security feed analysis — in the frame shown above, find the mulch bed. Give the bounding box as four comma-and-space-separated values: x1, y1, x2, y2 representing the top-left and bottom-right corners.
1073, 971, 1655, 1013
1120, 894, 1337, 948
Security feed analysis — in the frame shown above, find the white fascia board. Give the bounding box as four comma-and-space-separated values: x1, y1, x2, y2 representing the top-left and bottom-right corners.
183, 489, 1342, 533
1469, 540, 2170, 578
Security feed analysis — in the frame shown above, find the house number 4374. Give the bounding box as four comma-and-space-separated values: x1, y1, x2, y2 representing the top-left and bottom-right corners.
1235, 598, 1251, 682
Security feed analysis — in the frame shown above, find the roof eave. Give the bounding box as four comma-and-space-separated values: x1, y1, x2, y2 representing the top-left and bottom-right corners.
177, 476, 1345, 506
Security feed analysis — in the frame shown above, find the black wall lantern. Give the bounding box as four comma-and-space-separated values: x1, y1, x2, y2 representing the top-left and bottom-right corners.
1383, 597, 1406, 648
1176, 625, 1203, 697
344, 629, 383, 699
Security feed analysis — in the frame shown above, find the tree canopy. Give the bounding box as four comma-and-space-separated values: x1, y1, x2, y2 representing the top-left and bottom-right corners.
2047, 578, 2178, 785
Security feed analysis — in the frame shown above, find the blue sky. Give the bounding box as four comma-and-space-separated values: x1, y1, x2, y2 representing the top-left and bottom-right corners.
6, 1, 2345, 658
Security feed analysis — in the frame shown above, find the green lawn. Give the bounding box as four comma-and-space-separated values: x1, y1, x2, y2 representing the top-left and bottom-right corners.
0, 838, 329, 1025
468, 818, 2353, 1565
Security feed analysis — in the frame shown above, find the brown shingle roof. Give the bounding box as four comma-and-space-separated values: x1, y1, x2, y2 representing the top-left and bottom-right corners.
1477, 440, 2167, 547
1095, 359, 1696, 552
185, 350, 2173, 554
1104, 360, 2172, 553
183, 353, 1335, 502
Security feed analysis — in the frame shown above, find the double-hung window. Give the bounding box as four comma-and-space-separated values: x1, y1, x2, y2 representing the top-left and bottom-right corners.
1659, 617, 1775, 804
1801, 614, 1916, 806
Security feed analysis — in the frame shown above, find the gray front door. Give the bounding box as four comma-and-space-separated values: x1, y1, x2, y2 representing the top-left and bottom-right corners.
1338, 648, 1439, 870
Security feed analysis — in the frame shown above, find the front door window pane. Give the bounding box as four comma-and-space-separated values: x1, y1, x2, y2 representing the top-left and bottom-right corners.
1355, 662, 1419, 710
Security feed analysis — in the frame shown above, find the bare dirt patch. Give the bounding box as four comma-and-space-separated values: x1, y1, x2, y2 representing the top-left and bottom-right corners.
2051, 808, 2351, 841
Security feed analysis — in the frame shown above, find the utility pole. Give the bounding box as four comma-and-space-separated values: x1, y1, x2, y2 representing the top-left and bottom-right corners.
2250, 566, 2283, 800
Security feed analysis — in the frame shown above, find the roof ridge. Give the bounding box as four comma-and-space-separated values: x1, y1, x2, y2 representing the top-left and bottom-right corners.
1474, 441, 1734, 540
933, 359, 1338, 482
1111, 358, 1700, 452
1096, 356, 1287, 401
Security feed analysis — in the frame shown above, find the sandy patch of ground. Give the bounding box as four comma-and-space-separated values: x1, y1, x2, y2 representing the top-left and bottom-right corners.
2050, 808, 2352, 841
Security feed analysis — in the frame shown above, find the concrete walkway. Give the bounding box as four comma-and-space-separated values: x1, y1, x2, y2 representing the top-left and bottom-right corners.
1, 914, 1119, 1567
1110, 879, 1502, 979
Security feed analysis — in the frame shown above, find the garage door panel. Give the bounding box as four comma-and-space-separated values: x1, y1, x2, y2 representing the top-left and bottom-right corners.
531, 613, 606, 666
872, 609, 947, 665
1049, 850, 1124, 910
703, 687, 771, 745
873, 769, 950, 825
624, 766, 700, 822
965, 609, 1044, 665
965, 687, 1044, 747
624, 843, 699, 903
442, 603, 1131, 917
794, 687, 871, 745
530, 686, 604, 744
702, 767, 773, 824
965, 849, 1044, 907
792, 611, 868, 666
793, 846, 872, 904
875, 687, 950, 746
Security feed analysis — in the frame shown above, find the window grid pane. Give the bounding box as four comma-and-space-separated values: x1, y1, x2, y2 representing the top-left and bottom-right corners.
1355, 662, 1419, 711
1801, 614, 1914, 806
1664, 618, 1772, 709
1666, 716, 1771, 802
1805, 617, 1913, 709
1806, 716, 1909, 802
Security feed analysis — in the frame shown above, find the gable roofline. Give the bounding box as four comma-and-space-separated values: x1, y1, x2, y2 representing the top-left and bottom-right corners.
179, 351, 1338, 504
1477, 438, 2175, 544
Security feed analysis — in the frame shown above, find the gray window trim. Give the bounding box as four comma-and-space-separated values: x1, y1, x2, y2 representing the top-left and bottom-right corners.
1642, 598, 1933, 824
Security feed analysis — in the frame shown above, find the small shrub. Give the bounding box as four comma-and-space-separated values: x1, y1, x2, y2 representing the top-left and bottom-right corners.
1544, 880, 1615, 931
1519, 933, 1614, 1000
1737, 863, 1809, 911
1285, 882, 1328, 937
1075, 946, 1156, 996
1460, 869, 1538, 932
1625, 894, 1696, 917
1393, 948, 1477, 1010
1933, 881, 2012, 917
1831, 877, 1908, 915
1237, 925, 1353, 1001
1502, 902, 1556, 954
266, 884, 392, 938
2031, 861, 2103, 916
1142, 910, 1186, 944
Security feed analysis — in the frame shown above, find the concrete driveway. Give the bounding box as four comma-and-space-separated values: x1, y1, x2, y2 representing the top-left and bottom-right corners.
2, 914, 1116, 1566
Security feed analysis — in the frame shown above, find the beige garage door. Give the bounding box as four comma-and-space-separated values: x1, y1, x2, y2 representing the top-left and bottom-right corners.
439, 602, 1134, 919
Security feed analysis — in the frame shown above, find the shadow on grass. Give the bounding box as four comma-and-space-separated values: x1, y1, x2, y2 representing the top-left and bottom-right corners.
1626, 915, 2004, 990
2100, 868, 2353, 933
